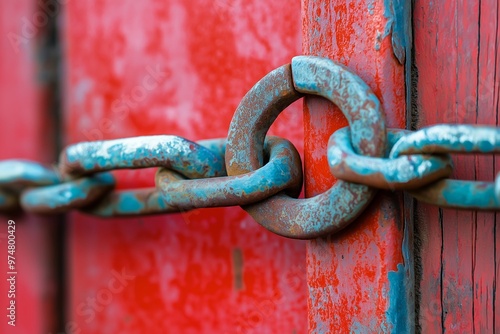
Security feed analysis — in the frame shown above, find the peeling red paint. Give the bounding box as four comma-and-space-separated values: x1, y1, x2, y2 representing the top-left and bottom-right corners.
302, 0, 408, 332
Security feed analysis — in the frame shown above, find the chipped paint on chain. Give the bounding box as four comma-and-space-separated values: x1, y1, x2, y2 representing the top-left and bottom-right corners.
328, 127, 453, 189
158, 136, 302, 210
60, 135, 226, 179
226, 55, 386, 239
21, 173, 115, 214
0, 160, 60, 188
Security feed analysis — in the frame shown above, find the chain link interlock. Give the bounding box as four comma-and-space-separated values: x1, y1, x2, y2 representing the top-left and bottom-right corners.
1, 56, 499, 239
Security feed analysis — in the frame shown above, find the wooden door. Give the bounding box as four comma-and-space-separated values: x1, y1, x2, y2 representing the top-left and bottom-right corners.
302, 0, 411, 332
414, 1, 499, 332
303, 0, 499, 332
2, 0, 499, 333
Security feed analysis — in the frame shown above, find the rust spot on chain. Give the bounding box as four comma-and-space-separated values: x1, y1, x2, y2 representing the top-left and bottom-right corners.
226, 56, 386, 238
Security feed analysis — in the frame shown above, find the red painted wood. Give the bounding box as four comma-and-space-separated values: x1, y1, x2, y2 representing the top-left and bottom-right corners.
63, 1, 306, 333
302, 0, 408, 332
0, 1, 59, 333
414, 0, 499, 332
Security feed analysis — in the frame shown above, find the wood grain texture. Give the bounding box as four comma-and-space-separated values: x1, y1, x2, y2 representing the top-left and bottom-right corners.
414, 0, 500, 332
302, 0, 410, 332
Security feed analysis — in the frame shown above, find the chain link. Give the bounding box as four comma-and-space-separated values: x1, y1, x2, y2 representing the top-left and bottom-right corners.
225, 56, 386, 239
328, 127, 454, 190
1, 56, 499, 239
390, 125, 500, 209
157, 136, 302, 210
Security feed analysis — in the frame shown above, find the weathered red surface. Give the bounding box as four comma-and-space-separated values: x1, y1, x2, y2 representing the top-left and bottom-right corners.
302, 0, 409, 332
0, 1, 58, 333
64, 1, 306, 333
414, 1, 499, 332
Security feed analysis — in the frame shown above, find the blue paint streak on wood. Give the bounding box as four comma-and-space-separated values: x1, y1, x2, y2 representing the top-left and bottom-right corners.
387, 263, 410, 333
383, 0, 411, 65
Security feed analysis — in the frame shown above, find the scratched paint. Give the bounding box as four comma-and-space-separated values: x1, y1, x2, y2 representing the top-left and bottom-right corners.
60, 135, 226, 179
390, 125, 500, 157
410, 179, 500, 210
0, 160, 61, 213
64, 0, 306, 332
389, 125, 500, 210
291, 56, 386, 157
302, 0, 410, 332
86, 189, 178, 217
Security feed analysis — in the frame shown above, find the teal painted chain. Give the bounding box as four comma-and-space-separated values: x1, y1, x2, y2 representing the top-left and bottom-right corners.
1, 56, 499, 239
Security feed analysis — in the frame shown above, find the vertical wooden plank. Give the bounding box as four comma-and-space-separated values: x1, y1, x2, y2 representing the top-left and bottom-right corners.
302, 0, 411, 332
496, 5, 500, 327
0, 1, 59, 333
62, 1, 307, 333
414, 0, 499, 332
473, 1, 498, 332
412, 2, 444, 331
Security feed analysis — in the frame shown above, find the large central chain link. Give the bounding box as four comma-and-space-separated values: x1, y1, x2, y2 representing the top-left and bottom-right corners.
225, 56, 386, 239
1, 56, 499, 240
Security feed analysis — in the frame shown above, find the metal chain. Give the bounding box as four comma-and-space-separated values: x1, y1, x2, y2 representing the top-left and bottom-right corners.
1, 56, 499, 240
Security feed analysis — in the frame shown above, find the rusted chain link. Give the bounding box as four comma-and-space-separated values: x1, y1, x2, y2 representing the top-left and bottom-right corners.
22, 136, 228, 216
0, 160, 60, 211
329, 125, 500, 209
390, 125, 500, 209
226, 56, 386, 239
328, 127, 454, 190
0, 56, 499, 240
157, 136, 302, 210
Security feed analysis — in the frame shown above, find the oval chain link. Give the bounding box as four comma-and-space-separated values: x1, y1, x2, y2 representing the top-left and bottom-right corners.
22, 135, 229, 216
0, 160, 60, 211
389, 125, 500, 209
1, 56, 500, 240
157, 136, 302, 210
328, 127, 454, 190
225, 56, 386, 239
